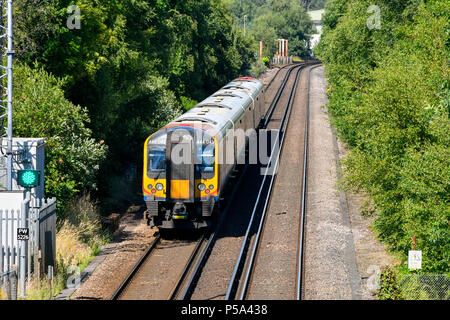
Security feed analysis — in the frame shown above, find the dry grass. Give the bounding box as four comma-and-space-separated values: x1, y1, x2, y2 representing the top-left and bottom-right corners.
24, 276, 64, 300
56, 223, 93, 268
22, 194, 110, 300
60, 194, 105, 246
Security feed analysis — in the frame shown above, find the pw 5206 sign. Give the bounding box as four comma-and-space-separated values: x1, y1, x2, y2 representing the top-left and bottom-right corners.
17, 228, 30, 241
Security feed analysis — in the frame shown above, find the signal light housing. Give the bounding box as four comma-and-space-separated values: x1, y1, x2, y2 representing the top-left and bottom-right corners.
17, 170, 40, 188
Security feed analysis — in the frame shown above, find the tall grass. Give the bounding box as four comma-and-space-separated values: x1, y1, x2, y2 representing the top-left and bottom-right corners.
24, 194, 110, 300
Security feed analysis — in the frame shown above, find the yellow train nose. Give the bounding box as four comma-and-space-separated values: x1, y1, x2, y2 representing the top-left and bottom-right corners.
170, 180, 190, 199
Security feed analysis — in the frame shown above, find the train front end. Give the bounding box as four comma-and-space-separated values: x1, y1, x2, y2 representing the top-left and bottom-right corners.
143, 126, 218, 230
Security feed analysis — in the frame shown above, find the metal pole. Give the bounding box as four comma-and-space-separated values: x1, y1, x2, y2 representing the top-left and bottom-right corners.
259, 41, 263, 59
6, 0, 14, 191
19, 190, 30, 298
10, 266, 17, 300
278, 39, 280, 58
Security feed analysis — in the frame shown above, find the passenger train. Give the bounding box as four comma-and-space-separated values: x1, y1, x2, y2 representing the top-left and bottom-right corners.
143, 77, 266, 230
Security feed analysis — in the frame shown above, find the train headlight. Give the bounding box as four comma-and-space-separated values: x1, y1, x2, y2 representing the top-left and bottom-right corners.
156, 183, 164, 191
147, 184, 153, 190
197, 183, 206, 191
209, 185, 214, 190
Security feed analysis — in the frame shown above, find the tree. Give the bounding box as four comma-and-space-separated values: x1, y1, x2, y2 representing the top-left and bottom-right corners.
316, 0, 449, 272
249, 0, 313, 57
13, 63, 107, 210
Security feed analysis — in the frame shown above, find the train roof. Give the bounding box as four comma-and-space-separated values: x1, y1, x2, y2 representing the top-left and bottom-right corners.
168, 77, 264, 136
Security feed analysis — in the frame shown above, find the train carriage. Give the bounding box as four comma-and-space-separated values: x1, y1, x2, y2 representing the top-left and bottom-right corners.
143, 77, 265, 230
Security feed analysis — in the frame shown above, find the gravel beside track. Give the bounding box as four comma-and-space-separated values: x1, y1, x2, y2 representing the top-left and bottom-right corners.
303, 66, 362, 300
69, 207, 155, 300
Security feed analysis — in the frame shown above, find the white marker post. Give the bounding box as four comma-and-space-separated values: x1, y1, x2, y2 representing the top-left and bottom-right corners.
408, 251, 422, 270
408, 236, 422, 270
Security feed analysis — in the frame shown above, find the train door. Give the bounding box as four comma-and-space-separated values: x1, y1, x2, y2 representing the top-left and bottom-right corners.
166, 130, 195, 203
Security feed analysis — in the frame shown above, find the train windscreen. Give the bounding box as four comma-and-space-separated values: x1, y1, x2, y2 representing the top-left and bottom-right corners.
195, 142, 215, 179
149, 145, 166, 172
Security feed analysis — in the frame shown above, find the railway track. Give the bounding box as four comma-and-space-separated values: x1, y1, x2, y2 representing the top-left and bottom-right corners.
110, 62, 316, 300
225, 62, 320, 300
110, 235, 161, 300
296, 64, 322, 300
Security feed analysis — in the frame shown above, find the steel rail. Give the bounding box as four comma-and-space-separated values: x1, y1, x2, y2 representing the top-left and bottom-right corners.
263, 61, 316, 128
225, 63, 307, 300
296, 64, 322, 300
110, 235, 161, 300
264, 63, 298, 92
263, 64, 298, 128
168, 234, 207, 300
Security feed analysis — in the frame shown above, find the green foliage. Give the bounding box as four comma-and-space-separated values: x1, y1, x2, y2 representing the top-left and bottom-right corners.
180, 97, 198, 112
13, 63, 107, 210
248, 59, 268, 78
317, 0, 449, 272
377, 267, 402, 300
378, 268, 450, 300
228, 0, 314, 57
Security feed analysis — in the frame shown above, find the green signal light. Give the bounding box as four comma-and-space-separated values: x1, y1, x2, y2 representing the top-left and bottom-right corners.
17, 170, 40, 188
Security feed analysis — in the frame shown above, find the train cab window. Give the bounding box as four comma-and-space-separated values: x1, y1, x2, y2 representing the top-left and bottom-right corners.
149, 145, 166, 172
195, 144, 215, 179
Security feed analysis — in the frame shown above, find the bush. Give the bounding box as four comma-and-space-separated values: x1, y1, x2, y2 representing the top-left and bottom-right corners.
13, 63, 107, 211
377, 267, 402, 300
249, 59, 268, 78
317, 0, 449, 272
